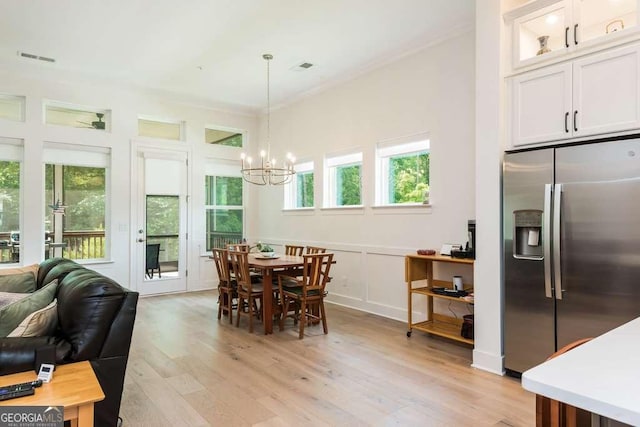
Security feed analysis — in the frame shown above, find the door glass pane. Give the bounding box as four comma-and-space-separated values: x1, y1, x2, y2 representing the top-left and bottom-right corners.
518, 6, 567, 61
579, 0, 637, 43
146, 195, 179, 279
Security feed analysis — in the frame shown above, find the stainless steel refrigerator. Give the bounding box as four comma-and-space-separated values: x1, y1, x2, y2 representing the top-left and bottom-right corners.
503, 138, 640, 375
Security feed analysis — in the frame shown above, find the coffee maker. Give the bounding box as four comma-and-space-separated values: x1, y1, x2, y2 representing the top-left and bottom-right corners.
450, 219, 476, 259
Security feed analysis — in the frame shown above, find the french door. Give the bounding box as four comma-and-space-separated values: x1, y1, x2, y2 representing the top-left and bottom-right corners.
132, 144, 188, 295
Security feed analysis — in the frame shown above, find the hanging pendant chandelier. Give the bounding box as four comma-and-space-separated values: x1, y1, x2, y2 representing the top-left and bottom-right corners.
240, 54, 295, 185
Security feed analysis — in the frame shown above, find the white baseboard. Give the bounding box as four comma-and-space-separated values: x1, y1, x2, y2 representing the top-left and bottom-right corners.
471, 349, 504, 375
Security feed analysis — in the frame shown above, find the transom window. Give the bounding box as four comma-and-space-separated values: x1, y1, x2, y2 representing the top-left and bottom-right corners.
0, 94, 25, 122
375, 137, 430, 205
284, 161, 314, 209
138, 117, 183, 141
324, 152, 362, 207
45, 103, 110, 131
205, 128, 243, 147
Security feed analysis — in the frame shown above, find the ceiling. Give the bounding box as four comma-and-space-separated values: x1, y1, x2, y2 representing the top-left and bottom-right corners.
0, 0, 474, 113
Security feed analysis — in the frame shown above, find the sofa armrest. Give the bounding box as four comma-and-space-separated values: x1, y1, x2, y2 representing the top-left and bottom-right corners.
0, 337, 71, 376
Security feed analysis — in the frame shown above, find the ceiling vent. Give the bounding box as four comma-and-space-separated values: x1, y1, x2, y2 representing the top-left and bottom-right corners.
291, 61, 315, 72
298, 62, 314, 69
17, 51, 56, 63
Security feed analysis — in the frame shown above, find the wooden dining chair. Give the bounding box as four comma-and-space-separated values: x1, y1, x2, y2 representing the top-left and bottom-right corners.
228, 248, 264, 333
211, 248, 236, 323
305, 246, 326, 254
278, 252, 334, 339
536, 338, 593, 427
285, 245, 304, 256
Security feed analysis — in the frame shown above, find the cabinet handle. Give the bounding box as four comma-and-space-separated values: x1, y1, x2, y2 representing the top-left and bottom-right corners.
565, 27, 569, 48
564, 112, 569, 133
574, 110, 578, 132
574, 24, 578, 45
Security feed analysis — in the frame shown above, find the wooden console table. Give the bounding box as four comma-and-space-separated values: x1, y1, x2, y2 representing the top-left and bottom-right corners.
0, 361, 104, 427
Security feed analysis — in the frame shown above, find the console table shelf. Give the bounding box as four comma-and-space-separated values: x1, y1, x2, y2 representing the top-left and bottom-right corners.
405, 254, 474, 345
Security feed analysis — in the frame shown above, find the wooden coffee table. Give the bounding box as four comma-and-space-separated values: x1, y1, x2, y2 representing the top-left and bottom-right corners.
0, 361, 104, 427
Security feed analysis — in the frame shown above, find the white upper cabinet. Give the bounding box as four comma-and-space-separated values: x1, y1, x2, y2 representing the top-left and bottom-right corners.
506, 0, 640, 71
510, 43, 640, 147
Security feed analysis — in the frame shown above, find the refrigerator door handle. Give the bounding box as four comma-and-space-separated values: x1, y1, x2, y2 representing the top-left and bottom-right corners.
553, 183, 563, 300
543, 184, 553, 299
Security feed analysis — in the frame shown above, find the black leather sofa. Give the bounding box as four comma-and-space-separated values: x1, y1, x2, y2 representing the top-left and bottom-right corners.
0, 258, 138, 427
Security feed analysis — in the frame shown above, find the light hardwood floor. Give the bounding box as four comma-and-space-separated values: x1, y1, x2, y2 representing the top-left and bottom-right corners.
120, 291, 535, 426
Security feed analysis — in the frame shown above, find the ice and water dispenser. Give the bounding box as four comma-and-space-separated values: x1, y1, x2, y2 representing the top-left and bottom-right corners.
513, 210, 543, 259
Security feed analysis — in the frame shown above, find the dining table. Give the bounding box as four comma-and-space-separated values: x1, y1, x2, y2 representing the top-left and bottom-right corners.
248, 253, 306, 334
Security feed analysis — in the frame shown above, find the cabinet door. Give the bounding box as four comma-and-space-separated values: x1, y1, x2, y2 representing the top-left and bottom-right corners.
573, 44, 640, 137
574, 0, 639, 46
511, 0, 572, 69
511, 63, 572, 146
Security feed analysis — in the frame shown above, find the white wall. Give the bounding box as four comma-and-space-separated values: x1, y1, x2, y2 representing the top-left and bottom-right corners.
0, 70, 258, 289
250, 32, 477, 322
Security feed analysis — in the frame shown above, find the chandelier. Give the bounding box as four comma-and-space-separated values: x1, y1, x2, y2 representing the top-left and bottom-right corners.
240, 54, 295, 185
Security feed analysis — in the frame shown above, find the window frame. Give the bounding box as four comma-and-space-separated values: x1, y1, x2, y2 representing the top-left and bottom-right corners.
43, 142, 111, 262
204, 161, 245, 253
44, 101, 111, 132
284, 160, 314, 210
323, 151, 363, 208
375, 136, 430, 207
0, 138, 23, 265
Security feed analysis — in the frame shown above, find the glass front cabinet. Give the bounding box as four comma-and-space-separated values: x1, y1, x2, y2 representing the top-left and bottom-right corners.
506, 0, 640, 69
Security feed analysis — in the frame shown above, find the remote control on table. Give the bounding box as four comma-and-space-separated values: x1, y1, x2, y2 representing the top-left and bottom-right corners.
0, 387, 35, 401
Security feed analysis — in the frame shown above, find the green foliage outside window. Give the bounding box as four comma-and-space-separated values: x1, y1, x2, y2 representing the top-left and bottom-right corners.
0, 161, 20, 233
336, 164, 361, 206
205, 175, 243, 250
389, 152, 429, 203
296, 172, 314, 208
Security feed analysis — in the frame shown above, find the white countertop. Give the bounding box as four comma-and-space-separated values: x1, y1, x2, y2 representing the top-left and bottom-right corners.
522, 317, 640, 425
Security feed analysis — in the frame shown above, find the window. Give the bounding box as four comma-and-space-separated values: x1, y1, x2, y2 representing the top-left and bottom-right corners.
205, 163, 244, 251
324, 152, 362, 207
284, 161, 314, 209
45, 103, 110, 131
0, 138, 22, 264
205, 128, 243, 147
376, 137, 430, 205
44, 143, 110, 261
0, 94, 25, 122
138, 118, 183, 141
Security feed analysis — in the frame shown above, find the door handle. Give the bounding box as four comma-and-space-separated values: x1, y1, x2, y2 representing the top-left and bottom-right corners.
574, 24, 579, 45
564, 112, 569, 133
543, 184, 553, 299
565, 27, 569, 48
137, 238, 145, 243
553, 184, 563, 300
573, 110, 578, 132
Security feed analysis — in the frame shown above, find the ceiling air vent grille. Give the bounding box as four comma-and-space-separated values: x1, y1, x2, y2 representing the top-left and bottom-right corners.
18, 51, 56, 63
298, 62, 313, 69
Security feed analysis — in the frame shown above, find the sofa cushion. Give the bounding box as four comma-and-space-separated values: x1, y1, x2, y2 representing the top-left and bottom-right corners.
0, 280, 58, 337
8, 298, 58, 338
0, 272, 37, 293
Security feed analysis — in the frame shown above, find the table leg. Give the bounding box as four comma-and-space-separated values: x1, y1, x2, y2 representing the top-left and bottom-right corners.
263, 269, 273, 334
76, 403, 94, 427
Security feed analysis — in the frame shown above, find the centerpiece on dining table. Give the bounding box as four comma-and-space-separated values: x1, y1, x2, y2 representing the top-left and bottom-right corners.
254, 242, 277, 258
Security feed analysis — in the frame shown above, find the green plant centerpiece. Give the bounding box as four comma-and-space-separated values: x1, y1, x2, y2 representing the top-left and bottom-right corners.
255, 242, 275, 257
